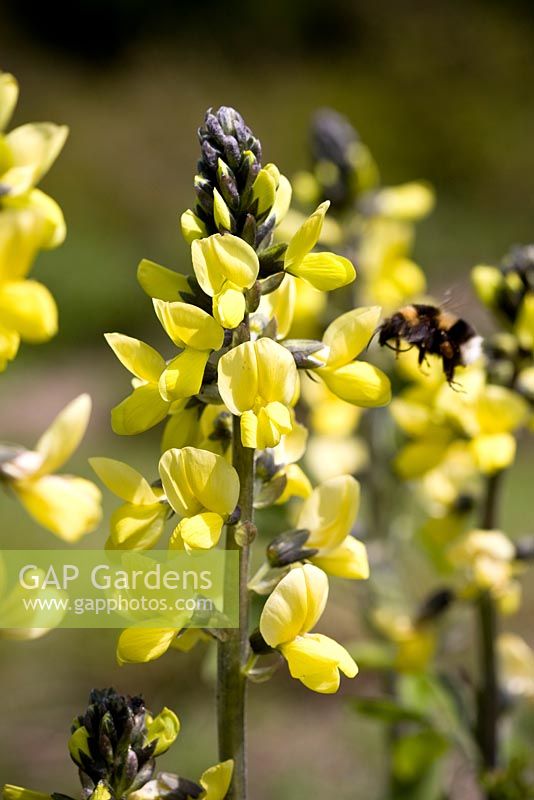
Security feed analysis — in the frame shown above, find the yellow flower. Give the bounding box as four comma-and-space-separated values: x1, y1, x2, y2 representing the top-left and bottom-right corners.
117, 627, 183, 664
152, 299, 224, 401
0, 73, 69, 369
1, 395, 101, 540
259, 563, 358, 693
297, 476, 369, 580
437, 379, 529, 474
371, 182, 435, 221
372, 608, 436, 672
137, 258, 190, 301
498, 633, 534, 699
105, 333, 170, 434
191, 233, 259, 328
358, 218, 426, 310
448, 529, 516, 597
0, 73, 68, 197
313, 306, 391, 407
106, 302, 223, 433
90, 457, 169, 549
159, 447, 239, 551
283, 201, 355, 290
198, 760, 234, 800
217, 337, 298, 449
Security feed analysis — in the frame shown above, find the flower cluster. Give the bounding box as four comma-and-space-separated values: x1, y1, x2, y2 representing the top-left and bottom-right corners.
90, 106, 390, 697
0, 72, 68, 370
3, 688, 232, 800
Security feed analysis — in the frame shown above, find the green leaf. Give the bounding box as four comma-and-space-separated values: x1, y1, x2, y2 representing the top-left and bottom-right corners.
392, 730, 449, 784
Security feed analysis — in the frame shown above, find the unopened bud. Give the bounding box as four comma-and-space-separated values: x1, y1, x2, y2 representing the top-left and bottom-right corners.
249, 628, 274, 655
415, 588, 455, 625
267, 529, 318, 568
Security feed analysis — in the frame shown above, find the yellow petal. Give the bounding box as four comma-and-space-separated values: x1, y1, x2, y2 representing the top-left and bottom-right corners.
284, 201, 329, 271
275, 464, 313, 504
312, 536, 369, 579
213, 285, 246, 329
516, 294, 534, 350
471, 264, 503, 309
255, 402, 292, 449
105, 333, 165, 382
199, 760, 234, 800
0, 323, 20, 370
161, 404, 200, 452
256, 337, 298, 404
217, 341, 259, 414
117, 627, 177, 664
0, 279, 57, 341
213, 187, 233, 231
0, 205, 51, 281
171, 511, 224, 550
145, 707, 180, 755
159, 446, 239, 517
270, 173, 292, 227
89, 457, 157, 504
394, 436, 451, 479
258, 274, 295, 339
288, 251, 355, 291
240, 410, 259, 450
475, 385, 529, 435
471, 433, 517, 474
180, 208, 207, 244
323, 306, 382, 367
259, 563, 329, 646
251, 168, 277, 215
192, 233, 259, 295
0, 72, 19, 131
35, 393, 91, 475
298, 475, 360, 550
2, 788, 50, 800
19, 188, 66, 249
111, 384, 169, 435
137, 259, 189, 301
108, 503, 166, 549
319, 362, 391, 407
273, 418, 308, 464
153, 299, 224, 350
281, 632, 358, 693
14, 475, 101, 541
5, 122, 68, 189
373, 182, 435, 220
159, 349, 210, 402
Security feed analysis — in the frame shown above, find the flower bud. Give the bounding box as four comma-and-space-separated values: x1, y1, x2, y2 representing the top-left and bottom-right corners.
266, 529, 319, 568
69, 689, 179, 799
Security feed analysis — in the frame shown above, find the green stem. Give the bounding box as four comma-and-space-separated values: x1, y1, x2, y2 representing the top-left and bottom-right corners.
217, 319, 255, 800
476, 471, 503, 786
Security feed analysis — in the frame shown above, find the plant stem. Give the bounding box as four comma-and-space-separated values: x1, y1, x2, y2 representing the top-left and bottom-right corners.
476, 471, 504, 786
217, 318, 254, 800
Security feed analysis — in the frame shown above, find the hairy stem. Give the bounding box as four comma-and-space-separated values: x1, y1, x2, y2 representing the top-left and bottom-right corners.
217, 318, 254, 800
476, 471, 504, 786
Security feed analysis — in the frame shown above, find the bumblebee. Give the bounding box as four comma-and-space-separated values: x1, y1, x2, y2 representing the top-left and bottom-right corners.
377, 304, 483, 383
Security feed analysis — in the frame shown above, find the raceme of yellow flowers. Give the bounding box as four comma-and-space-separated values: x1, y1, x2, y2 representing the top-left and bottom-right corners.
90, 105, 391, 691
0, 72, 68, 370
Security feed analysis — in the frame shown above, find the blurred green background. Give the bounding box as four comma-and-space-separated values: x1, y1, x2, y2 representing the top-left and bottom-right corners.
1, 1, 533, 797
